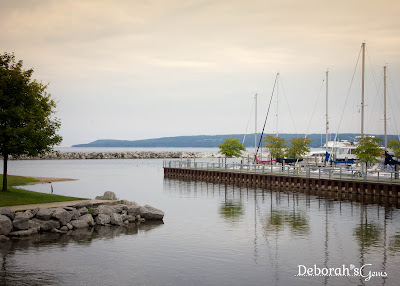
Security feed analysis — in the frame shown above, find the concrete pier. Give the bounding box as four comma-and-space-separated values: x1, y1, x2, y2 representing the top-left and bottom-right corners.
163, 161, 400, 198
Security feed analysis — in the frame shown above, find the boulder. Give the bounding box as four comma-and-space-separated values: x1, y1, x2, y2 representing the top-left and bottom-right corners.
95, 214, 111, 225
36, 208, 54, 220
0, 214, 13, 236
68, 210, 81, 220
52, 208, 72, 225
77, 207, 89, 216
110, 213, 123, 225
95, 191, 117, 200
63, 206, 77, 212
138, 205, 164, 220
126, 215, 136, 223
23, 210, 35, 219
79, 214, 95, 227
32, 208, 40, 217
0, 235, 10, 241
60, 226, 69, 232
8, 229, 37, 237
112, 204, 127, 213
13, 216, 29, 231
0, 208, 15, 220
127, 202, 141, 215
32, 218, 60, 231
66, 223, 73, 230
71, 220, 89, 229
28, 220, 41, 232
73, 201, 93, 209
95, 205, 114, 216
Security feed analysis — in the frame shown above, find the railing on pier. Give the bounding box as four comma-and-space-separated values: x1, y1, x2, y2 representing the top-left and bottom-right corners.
163, 160, 400, 184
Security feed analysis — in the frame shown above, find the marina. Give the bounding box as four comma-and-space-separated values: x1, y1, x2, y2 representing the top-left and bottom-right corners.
164, 160, 400, 199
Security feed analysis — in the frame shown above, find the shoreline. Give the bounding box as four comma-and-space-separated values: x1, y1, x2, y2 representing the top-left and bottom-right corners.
29, 176, 77, 184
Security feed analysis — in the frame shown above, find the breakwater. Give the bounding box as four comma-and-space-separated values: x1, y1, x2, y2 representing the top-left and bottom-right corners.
0, 192, 164, 240
9, 151, 224, 160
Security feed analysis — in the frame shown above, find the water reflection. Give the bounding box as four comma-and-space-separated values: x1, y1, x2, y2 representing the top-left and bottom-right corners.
264, 210, 309, 236
0, 222, 163, 286
164, 178, 400, 286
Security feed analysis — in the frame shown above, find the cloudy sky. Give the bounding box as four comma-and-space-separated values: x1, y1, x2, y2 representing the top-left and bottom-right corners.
1, 0, 400, 146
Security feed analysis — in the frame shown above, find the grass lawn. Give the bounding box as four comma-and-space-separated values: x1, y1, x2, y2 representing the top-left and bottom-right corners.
0, 174, 87, 207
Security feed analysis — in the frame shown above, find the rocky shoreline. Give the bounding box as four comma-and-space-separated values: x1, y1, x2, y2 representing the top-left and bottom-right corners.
9, 151, 224, 160
0, 192, 164, 240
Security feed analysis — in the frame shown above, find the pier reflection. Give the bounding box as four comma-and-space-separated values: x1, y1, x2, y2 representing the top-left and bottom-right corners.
164, 178, 400, 286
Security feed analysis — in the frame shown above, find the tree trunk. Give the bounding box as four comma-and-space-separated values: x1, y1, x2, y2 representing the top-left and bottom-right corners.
2, 152, 8, 192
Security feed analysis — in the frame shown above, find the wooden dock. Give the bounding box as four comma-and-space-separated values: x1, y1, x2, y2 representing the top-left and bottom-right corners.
163, 161, 400, 198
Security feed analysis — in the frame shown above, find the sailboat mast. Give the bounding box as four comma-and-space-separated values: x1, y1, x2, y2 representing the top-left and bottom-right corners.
361, 42, 366, 137
325, 70, 329, 156
384, 66, 387, 151
255, 93, 257, 153
276, 73, 280, 137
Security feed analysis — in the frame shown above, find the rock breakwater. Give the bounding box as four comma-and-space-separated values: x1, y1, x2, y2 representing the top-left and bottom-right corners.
0, 194, 164, 240
9, 151, 224, 160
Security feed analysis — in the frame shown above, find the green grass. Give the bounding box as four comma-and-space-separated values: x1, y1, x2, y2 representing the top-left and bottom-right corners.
0, 174, 87, 207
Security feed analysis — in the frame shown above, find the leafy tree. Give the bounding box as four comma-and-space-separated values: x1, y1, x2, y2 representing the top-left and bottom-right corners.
263, 135, 286, 159
285, 137, 312, 159
354, 136, 383, 168
217, 137, 245, 159
0, 53, 62, 191
388, 138, 400, 159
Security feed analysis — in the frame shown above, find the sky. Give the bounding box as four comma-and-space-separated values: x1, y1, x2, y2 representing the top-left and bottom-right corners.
1, 0, 400, 146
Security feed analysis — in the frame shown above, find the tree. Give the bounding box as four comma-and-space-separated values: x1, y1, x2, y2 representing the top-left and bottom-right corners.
263, 135, 286, 160
353, 136, 383, 168
388, 138, 400, 159
285, 137, 312, 159
217, 137, 245, 159
0, 53, 62, 191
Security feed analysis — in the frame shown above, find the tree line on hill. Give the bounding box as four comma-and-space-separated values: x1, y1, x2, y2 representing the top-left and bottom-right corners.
73, 133, 399, 148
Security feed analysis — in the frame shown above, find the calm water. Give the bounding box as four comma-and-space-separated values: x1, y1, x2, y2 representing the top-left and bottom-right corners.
1, 159, 400, 286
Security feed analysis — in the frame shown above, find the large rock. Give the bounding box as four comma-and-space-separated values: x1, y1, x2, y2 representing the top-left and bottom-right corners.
0, 208, 15, 220
95, 205, 114, 216
110, 213, 123, 225
95, 214, 111, 225
138, 205, 164, 220
23, 210, 35, 219
8, 229, 38, 237
127, 202, 141, 215
79, 214, 95, 227
29, 220, 41, 232
32, 218, 60, 231
68, 209, 81, 220
126, 215, 136, 223
0, 214, 13, 236
52, 208, 72, 225
36, 208, 54, 220
71, 220, 89, 229
112, 204, 127, 213
77, 207, 89, 216
73, 201, 93, 209
13, 215, 29, 231
63, 206, 77, 212
95, 191, 117, 200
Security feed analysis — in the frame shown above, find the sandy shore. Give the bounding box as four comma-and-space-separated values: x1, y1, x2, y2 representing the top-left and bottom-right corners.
29, 176, 78, 184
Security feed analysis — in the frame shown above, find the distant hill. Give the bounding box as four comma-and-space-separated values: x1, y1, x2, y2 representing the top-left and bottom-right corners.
72, 133, 398, 148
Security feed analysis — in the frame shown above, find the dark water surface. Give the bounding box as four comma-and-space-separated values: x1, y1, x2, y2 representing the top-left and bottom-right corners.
1, 159, 400, 286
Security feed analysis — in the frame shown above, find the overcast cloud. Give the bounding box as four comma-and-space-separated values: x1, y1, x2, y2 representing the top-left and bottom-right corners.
1, 0, 400, 146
